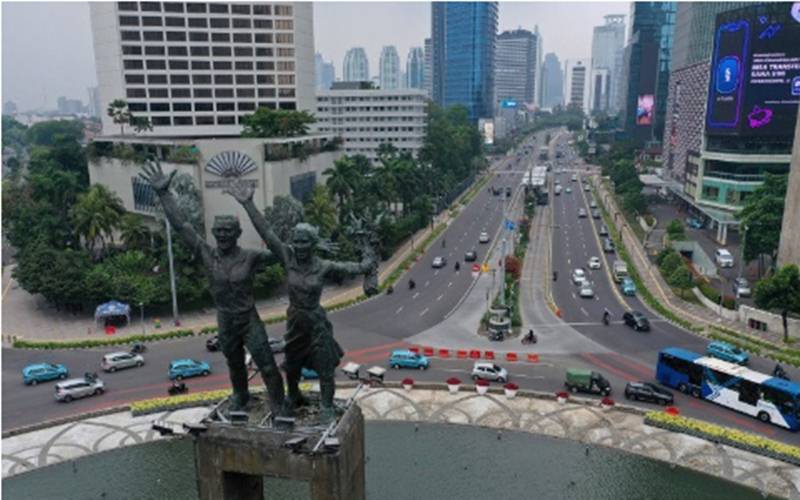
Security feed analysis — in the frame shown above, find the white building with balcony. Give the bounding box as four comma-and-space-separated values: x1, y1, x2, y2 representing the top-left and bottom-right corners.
316, 83, 427, 162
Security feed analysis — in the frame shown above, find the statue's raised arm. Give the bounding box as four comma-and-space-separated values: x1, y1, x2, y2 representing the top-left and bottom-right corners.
139, 159, 207, 254
225, 180, 288, 266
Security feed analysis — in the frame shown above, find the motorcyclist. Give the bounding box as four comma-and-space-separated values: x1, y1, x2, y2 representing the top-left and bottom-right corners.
773, 364, 789, 380
408, 279, 416, 290
454, 261, 461, 271
523, 329, 537, 344
386, 285, 394, 295
602, 309, 611, 325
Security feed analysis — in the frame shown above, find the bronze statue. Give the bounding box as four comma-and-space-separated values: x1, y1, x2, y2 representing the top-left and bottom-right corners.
226, 181, 378, 422
140, 160, 286, 415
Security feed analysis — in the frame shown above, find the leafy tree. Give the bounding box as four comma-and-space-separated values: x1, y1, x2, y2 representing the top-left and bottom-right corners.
2, 115, 28, 155
738, 173, 788, 267
668, 265, 694, 299
240, 107, 316, 137
120, 213, 152, 252
85, 250, 168, 306
324, 156, 357, 208
659, 251, 684, 276
70, 184, 125, 257
754, 264, 800, 343
107, 99, 131, 135
12, 239, 92, 309
304, 185, 337, 237
622, 190, 646, 214
264, 195, 305, 241
25, 119, 83, 147
666, 219, 686, 240
255, 263, 286, 295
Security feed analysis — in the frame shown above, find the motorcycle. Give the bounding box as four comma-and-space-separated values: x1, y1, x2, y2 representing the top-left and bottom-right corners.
521, 330, 537, 345
454, 261, 461, 272
408, 279, 416, 290
489, 330, 505, 342
168, 382, 188, 396
602, 312, 610, 326
773, 364, 790, 381
130, 343, 147, 354
386, 285, 394, 295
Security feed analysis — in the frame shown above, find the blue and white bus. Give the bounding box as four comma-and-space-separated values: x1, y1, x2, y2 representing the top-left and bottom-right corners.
656, 347, 800, 431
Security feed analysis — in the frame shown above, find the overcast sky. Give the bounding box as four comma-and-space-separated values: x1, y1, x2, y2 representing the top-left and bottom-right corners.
2, 1, 627, 111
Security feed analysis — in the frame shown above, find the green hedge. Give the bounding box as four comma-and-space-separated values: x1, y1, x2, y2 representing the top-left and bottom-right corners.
645, 411, 800, 466
12, 328, 200, 349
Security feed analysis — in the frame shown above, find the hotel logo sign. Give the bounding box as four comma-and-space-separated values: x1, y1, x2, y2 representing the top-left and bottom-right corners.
204, 151, 258, 188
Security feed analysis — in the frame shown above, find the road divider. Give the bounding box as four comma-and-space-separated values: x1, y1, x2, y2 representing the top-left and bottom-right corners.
408, 345, 539, 364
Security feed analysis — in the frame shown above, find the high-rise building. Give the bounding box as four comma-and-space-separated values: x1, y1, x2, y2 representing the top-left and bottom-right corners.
406, 47, 424, 89
379, 46, 401, 90
590, 14, 626, 114
662, 2, 750, 182
87, 86, 102, 118
494, 28, 542, 108
564, 59, 590, 114
669, 3, 799, 243
315, 53, 335, 91
57, 96, 84, 115
317, 83, 427, 162
619, 2, 676, 144
432, 2, 498, 121
3, 100, 18, 115
343, 47, 370, 82
423, 38, 433, 97
540, 53, 563, 109
90, 2, 315, 136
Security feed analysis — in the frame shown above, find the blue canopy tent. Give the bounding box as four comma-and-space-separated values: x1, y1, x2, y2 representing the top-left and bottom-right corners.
94, 300, 131, 326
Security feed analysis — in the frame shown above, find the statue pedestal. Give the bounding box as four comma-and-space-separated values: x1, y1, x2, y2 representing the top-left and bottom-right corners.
194, 393, 365, 500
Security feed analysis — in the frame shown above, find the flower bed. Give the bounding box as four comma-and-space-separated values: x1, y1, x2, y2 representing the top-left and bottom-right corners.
645, 411, 800, 466
446, 377, 461, 394
475, 378, 490, 395
503, 382, 519, 399
130, 388, 232, 417
402, 378, 414, 391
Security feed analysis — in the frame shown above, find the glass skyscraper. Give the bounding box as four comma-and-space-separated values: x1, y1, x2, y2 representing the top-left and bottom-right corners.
432, 2, 498, 121
620, 2, 676, 144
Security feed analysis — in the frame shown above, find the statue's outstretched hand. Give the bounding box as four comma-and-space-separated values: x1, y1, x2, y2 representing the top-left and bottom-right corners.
224, 180, 255, 203
140, 159, 176, 192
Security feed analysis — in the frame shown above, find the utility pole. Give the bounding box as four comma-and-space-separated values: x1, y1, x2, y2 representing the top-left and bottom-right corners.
499, 238, 507, 307
738, 225, 748, 279
165, 218, 180, 326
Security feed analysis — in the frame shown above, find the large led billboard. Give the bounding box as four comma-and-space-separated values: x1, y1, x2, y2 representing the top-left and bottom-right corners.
706, 3, 800, 136
636, 95, 655, 125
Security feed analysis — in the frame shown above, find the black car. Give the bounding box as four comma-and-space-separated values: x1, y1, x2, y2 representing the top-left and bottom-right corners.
624, 382, 673, 405
505, 187, 512, 197
464, 250, 478, 262
206, 335, 220, 352
622, 311, 651, 331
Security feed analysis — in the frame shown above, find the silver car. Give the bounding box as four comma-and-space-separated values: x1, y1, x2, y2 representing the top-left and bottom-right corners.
733, 277, 751, 298
101, 352, 145, 372
471, 362, 509, 383
55, 377, 104, 403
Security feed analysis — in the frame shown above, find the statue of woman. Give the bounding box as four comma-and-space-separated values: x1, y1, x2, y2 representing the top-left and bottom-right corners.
226, 181, 378, 421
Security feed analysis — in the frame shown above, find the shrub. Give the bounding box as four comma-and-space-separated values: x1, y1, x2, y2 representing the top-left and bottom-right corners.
504, 382, 519, 390
475, 378, 490, 387
659, 252, 684, 276
446, 377, 461, 385
504, 255, 522, 281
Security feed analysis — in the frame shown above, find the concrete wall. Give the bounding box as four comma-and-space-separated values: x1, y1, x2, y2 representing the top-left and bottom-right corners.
691, 288, 739, 321
739, 305, 800, 339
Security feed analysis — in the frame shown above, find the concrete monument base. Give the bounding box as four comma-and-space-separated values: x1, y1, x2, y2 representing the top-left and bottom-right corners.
194, 392, 365, 500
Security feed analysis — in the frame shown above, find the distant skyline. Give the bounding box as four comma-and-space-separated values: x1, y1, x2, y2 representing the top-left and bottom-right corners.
2, 1, 625, 111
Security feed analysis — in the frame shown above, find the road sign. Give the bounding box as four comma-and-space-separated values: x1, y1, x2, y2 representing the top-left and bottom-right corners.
481, 263, 489, 273
471, 263, 481, 273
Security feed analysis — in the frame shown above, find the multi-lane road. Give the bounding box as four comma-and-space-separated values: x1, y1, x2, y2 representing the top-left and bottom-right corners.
4, 130, 799, 446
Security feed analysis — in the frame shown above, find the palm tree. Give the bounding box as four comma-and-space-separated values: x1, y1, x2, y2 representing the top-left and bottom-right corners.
70, 184, 125, 258
304, 186, 337, 237
106, 99, 131, 135
119, 213, 151, 251
323, 156, 356, 208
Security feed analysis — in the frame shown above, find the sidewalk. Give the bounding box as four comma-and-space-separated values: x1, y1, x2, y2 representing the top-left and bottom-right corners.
592, 175, 788, 346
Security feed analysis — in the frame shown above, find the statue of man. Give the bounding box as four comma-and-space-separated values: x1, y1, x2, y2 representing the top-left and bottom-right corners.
226, 181, 378, 422
140, 160, 285, 415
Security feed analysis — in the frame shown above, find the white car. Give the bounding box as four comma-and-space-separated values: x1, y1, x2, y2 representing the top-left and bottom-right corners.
432, 256, 447, 268
479, 231, 490, 244
715, 249, 734, 268
101, 352, 145, 372
588, 257, 602, 270
579, 283, 595, 298
571, 174, 578, 182
578, 208, 588, 218
471, 362, 508, 383
572, 268, 587, 285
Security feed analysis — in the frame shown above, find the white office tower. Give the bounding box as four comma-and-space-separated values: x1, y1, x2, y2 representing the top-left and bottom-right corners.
590, 14, 626, 114
379, 46, 401, 90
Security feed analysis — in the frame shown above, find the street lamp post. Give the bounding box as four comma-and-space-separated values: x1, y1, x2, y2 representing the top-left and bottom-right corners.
738, 225, 748, 279
139, 302, 145, 335
165, 218, 180, 326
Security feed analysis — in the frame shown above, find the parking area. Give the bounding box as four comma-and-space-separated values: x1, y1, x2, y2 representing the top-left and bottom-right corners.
646, 200, 756, 306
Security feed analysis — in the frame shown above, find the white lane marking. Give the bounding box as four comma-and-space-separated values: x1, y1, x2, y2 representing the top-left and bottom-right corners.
420, 308, 429, 317
412, 292, 420, 300
448, 282, 453, 288
395, 306, 404, 315
580, 307, 588, 316
434, 270, 440, 276
424, 281, 430, 287
572, 293, 577, 299
437, 294, 444, 301
567, 258, 571, 265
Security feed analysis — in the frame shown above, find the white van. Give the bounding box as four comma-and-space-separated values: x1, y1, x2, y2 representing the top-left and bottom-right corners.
555, 185, 563, 195
715, 249, 734, 268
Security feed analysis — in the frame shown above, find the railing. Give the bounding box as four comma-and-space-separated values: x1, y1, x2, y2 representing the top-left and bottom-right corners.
704, 171, 765, 183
